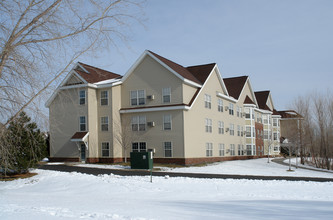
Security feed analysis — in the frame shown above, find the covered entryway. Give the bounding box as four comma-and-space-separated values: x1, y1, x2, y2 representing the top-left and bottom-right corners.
71, 132, 89, 162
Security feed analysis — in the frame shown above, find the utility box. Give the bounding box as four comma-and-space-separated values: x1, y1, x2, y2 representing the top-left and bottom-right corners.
130, 151, 153, 170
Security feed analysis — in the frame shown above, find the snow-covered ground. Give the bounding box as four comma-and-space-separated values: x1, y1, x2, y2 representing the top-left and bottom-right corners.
1, 159, 333, 220
75, 158, 333, 178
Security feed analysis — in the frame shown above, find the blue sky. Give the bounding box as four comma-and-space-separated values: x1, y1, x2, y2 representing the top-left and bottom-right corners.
79, 0, 333, 110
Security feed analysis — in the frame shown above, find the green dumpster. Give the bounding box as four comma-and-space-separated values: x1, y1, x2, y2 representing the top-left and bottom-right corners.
130, 151, 153, 169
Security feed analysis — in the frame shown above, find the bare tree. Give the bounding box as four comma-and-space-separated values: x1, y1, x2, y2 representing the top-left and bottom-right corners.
0, 0, 144, 173
291, 91, 333, 170
0, 0, 144, 124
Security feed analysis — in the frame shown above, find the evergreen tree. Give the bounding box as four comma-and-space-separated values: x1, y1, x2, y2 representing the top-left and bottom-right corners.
2, 112, 47, 174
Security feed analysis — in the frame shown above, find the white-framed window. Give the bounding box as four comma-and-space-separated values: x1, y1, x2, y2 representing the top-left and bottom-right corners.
246, 145, 252, 156
79, 116, 86, 131
164, 142, 172, 157
245, 108, 251, 119
218, 121, 224, 134
130, 90, 145, 106
100, 90, 108, 106
239, 107, 243, 118
218, 98, 223, 112
163, 115, 172, 130
237, 125, 241, 136
79, 90, 86, 105
229, 123, 234, 136
246, 126, 251, 137
132, 142, 146, 152
131, 116, 146, 131
236, 106, 240, 117
241, 126, 244, 137
205, 118, 212, 133
273, 132, 279, 141
229, 103, 234, 115
101, 116, 109, 131
204, 94, 211, 109
263, 115, 268, 124
101, 142, 110, 157
274, 146, 280, 151
230, 144, 235, 156
238, 144, 243, 155
253, 145, 256, 155
219, 143, 225, 156
252, 126, 256, 138
264, 130, 268, 139
162, 88, 171, 103
206, 143, 213, 157
257, 113, 262, 123
273, 118, 278, 127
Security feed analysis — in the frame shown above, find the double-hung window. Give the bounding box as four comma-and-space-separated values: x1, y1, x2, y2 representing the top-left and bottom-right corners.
101, 142, 110, 157
218, 99, 223, 112
218, 121, 224, 134
164, 142, 172, 157
79, 90, 86, 105
229, 123, 234, 136
205, 118, 212, 133
230, 144, 235, 156
162, 88, 171, 103
237, 125, 241, 136
229, 103, 234, 115
131, 90, 145, 106
79, 116, 86, 131
219, 143, 225, 156
101, 116, 109, 131
246, 126, 251, 137
100, 91, 108, 106
246, 145, 252, 156
206, 143, 213, 157
236, 106, 240, 117
204, 94, 211, 109
245, 108, 251, 119
163, 115, 172, 130
131, 116, 146, 131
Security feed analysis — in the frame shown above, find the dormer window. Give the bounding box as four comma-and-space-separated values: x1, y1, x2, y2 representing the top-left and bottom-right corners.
79, 90, 86, 105
131, 90, 145, 106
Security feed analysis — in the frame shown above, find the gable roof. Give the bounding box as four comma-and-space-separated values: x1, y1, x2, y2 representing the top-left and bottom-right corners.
186, 63, 216, 84
223, 76, 248, 100
254, 91, 272, 111
75, 62, 121, 83
244, 95, 255, 105
148, 51, 203, 85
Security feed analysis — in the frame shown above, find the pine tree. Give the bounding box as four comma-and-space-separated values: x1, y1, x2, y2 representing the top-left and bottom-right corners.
2, 112, 47, 174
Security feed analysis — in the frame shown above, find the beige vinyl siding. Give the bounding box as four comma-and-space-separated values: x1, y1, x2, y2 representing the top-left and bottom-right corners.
121, 55, 183, 109
49, 88, 88, 158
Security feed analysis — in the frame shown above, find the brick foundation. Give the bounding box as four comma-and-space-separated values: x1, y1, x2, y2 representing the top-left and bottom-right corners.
49, 155, 273, 165
49, 157, 80, 162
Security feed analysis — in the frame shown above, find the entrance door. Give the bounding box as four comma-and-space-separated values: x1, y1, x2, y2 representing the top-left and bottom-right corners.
80, 143, 86, 162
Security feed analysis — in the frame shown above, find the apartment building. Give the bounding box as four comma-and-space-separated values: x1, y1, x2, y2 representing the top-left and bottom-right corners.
46, 50, 282, 165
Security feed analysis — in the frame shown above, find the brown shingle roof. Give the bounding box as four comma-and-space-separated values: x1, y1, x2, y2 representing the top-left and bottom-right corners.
244, 95, 255, 104
148, 51, 203, 85
186, 63, 216, 84
71, 132, 88, 140
76, 62, 121, 83
277, 110, 303, 119
223, 76, 248, 99
254, 91, 270, 110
